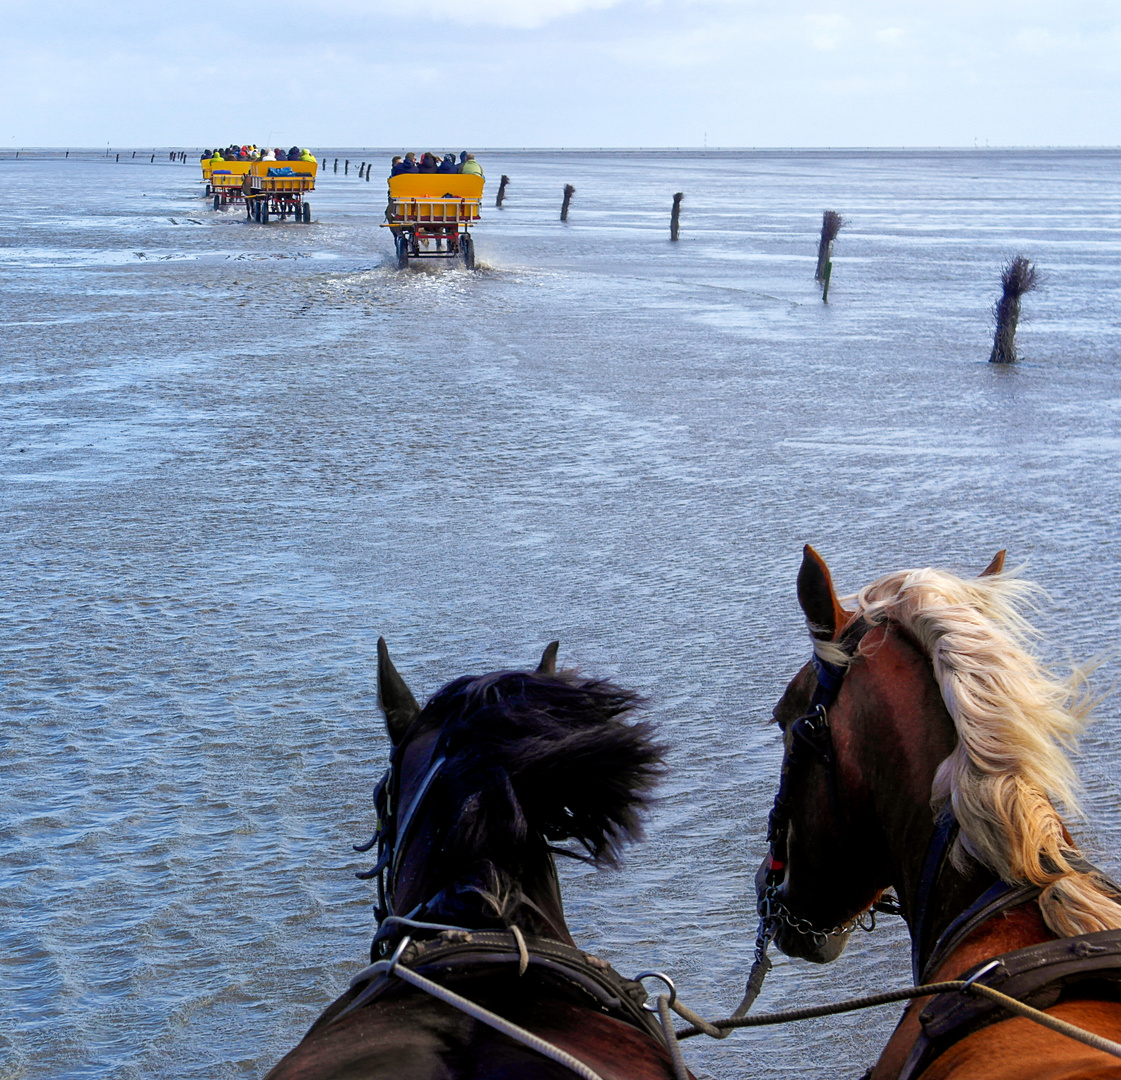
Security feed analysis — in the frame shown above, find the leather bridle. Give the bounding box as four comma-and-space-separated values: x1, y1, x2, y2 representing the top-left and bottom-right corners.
354, 726, 451, 957
758, 619, 889, 945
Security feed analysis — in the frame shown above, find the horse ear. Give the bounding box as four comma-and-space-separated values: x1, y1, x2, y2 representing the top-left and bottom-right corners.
980, 550, 1006, 577
377, 637, 420, 745
536, 640, 560, 674
797, 545, 849, 641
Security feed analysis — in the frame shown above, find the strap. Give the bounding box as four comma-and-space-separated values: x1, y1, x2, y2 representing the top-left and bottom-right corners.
920, 880, 1041, 984
337, 929, 663, 1043
910, 813, 959, 984
898, 929, 1121, 1080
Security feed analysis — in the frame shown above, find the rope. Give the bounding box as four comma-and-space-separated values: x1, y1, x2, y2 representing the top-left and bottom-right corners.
671, 979, 1121, 1062
656, 995, 692, 1080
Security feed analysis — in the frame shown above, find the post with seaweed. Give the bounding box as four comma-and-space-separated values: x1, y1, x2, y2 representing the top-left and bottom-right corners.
815, 210, 843, 283
670, 192, 683, 241
989, 256, 1038, 364
496, 175, 510, 207
561, 184, 575, 222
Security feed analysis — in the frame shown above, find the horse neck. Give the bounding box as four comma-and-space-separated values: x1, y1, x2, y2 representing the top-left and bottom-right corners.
839, 624, 1001, 967
395, 812, 577, 946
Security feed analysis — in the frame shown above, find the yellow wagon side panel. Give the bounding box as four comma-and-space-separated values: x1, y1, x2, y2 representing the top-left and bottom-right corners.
387, 174, 484, 199
202, 160, 253, 180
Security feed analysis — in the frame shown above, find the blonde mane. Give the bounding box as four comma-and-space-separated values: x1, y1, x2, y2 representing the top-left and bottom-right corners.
822, 565, 1121, 939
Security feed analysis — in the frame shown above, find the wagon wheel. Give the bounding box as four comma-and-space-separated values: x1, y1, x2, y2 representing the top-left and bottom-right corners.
460, 233, 475, 270
395, 233, 409, 270
213, 195, 220, 211
260, 201, 269, 224
205, 183, 211, 197
302, 203, 311, 224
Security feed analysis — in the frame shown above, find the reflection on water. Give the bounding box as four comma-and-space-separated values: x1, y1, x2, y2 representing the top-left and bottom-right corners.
2, 149, 1121, 1079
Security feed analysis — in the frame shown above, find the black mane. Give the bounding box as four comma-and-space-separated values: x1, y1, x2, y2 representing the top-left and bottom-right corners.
417, 670, 663, 902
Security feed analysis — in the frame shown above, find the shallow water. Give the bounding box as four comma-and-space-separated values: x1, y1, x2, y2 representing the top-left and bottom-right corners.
3, 147, 1121, 1079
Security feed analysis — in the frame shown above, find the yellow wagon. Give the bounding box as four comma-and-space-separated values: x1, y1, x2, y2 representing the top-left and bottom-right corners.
244, 162, 317, 224
382, 173, 483, 269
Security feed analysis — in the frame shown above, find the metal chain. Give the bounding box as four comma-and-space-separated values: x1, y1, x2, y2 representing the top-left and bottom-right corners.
758, 884, 879, 948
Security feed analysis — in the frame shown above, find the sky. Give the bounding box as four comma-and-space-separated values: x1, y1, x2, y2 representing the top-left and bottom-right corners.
4, 0, 1121, 148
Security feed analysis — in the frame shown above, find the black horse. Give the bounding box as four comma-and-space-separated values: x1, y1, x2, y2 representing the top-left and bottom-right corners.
264, 639, 687, 1079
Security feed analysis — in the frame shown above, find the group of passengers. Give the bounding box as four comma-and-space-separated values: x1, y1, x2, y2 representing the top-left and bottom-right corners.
203, 145, 316, 163
390, 151, 483, 178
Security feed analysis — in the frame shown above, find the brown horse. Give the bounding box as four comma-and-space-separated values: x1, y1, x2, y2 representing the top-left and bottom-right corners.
265, 640, 690, 1080
757, 546, 1121, 1080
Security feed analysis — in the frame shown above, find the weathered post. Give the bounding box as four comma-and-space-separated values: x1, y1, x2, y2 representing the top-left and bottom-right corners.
116, 153, 119, 162
358, 163, 364, 179
989, 256, 1038, 364
815, 210, 843, 282
560, 184, 575, 222
496, 175, 510, 207
366, 166, 371, 182
670, 192, 683, 241
345, 159, 349, 175
132, 151, 136, 158
150, 153, 155, 163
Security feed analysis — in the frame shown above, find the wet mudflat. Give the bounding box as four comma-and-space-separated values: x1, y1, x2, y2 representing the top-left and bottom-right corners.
2, 148, 1121, 1079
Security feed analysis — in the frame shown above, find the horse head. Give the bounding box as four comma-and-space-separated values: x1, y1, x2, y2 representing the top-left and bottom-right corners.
369, 638, 663, 957
756, 545, 1010, 965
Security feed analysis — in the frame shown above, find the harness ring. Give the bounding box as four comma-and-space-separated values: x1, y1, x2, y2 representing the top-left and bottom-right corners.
634, 970, 678, 1012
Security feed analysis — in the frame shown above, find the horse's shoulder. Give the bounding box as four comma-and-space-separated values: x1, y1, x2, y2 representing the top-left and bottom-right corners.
921, 1001, 1121, 1080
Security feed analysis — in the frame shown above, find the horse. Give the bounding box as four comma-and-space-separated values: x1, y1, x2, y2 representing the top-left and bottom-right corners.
757, 546, 1121, 1080
264, 639, 690, 1080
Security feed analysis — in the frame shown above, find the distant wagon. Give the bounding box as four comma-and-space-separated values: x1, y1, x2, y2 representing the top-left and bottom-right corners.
383, 174, 483, 269
244, 163, 316, 224
203, 159, 316, 223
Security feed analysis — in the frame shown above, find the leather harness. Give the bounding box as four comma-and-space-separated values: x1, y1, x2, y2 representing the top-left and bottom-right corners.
328, 928, 666, 1044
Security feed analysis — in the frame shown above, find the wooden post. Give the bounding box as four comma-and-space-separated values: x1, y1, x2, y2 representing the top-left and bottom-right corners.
822, 260, 833, 303
815, 210, 843, 282
358, 163, 364, 179
670, 192, 683, 240
366, 166, 371, 182
345, 159, 349, 175
561, 184, 575, 222
333, 158, 338, 173
496, 175, 510, 207
989, 256, 1038, 363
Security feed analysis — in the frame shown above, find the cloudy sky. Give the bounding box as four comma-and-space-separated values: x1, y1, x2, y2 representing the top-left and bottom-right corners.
5, 0, 1120, 147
